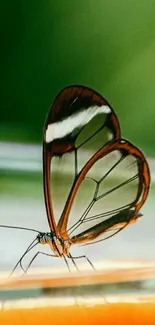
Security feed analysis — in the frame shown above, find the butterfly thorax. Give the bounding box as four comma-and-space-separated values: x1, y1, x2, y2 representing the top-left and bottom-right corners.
37, 232, 71, 257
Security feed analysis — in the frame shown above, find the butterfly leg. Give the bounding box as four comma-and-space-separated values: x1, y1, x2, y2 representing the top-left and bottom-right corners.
68, 253, 96, 271
25, 251, 57, 273
9, 239, 39, 277
63, 256, 72, 272
69, 254, 107, 303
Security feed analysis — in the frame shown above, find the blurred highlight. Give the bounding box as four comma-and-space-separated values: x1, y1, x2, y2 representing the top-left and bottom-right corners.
1, 261, 155, 324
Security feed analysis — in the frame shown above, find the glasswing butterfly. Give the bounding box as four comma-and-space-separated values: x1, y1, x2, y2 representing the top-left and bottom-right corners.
1, 85, 150, 275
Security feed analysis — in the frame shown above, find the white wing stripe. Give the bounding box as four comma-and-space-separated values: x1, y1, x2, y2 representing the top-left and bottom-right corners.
45, 105, 111, 143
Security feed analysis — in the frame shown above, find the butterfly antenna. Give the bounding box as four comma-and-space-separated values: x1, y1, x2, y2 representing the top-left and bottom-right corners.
9, 238, 39, 277
0, 224, 40, 233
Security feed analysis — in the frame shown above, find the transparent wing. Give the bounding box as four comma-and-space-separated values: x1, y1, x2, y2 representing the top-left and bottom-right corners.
58, 139, 150, 244
43, 86, 121, 232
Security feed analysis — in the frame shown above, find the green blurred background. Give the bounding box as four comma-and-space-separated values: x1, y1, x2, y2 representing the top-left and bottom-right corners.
0, 0, 155, 154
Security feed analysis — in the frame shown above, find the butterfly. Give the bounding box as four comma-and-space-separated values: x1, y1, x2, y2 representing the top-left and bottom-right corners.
1, 85, 150, 274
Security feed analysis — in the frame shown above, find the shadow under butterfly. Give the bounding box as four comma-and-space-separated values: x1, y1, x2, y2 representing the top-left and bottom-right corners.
1, 86, 150, 275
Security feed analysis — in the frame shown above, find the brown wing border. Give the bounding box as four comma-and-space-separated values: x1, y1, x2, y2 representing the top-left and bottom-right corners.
57, 138, 150, 243
42, 85, 121, 234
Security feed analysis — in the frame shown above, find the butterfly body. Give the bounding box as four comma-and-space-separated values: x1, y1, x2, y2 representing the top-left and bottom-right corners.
37, 232, 71, 257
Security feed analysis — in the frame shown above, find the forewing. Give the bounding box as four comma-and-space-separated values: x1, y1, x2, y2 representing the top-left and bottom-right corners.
43, 86, 121, 230
58, 139, 150, 244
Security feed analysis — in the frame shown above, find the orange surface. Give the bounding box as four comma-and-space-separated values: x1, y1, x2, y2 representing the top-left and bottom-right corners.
1, 296, 155, 325
0, 261, 155, 325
